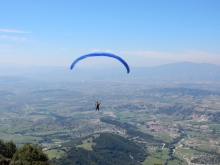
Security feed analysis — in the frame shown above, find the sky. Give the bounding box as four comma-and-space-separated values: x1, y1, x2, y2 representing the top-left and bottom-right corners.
0, 0, 220, 67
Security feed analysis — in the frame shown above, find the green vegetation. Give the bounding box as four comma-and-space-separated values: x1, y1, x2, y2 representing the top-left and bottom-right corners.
76, 136, 96, 150
53, 133, 147, 165
196, 145, 218, 153
0, 139, 52, 165
176, 148, 194, 157
142, 156, 164, 165
154, 132, 172, 143
209, 124, 220, 130
44, 149, 64, 159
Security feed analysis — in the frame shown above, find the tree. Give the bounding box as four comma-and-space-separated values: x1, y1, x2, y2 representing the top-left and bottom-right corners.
0, 139, 17, 165
12, 143, 49, 164
0, 139, 17, 158
5, 141, 17, 158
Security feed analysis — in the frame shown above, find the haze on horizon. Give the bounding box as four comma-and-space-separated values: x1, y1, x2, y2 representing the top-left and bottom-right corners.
0, 0, 220, 68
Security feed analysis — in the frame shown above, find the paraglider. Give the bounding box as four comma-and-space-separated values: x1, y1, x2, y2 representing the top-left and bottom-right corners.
70, 52, 130, 73
70, 52, 130, 112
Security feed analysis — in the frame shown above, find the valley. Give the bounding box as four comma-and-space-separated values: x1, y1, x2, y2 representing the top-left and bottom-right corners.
1, 79, 220, 164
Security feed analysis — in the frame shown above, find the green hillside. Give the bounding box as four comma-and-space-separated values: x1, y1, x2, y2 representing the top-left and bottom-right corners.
52, 133, 147, 165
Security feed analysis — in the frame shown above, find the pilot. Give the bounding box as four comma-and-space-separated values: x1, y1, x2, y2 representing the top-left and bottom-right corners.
95, 101, 101, 111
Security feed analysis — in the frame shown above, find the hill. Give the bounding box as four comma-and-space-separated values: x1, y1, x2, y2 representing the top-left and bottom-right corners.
51, 133, 147, 165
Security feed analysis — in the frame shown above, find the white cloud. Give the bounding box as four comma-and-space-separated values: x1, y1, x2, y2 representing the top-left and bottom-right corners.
0, 29, 30, 33
0, 35, 27, 41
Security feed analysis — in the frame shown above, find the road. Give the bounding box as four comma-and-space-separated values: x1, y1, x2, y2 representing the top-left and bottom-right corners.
9, 134, 23, 139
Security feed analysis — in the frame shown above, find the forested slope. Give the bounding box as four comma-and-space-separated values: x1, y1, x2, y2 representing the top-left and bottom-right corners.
52, 133, 147, 165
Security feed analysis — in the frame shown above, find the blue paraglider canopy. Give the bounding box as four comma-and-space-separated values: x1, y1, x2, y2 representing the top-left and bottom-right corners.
70, 52, 130, 73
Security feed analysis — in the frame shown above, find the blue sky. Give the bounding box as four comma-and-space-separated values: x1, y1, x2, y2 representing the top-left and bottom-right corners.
0, 0, 220, 67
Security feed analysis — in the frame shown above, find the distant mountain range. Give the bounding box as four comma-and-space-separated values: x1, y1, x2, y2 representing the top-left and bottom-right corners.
1, 62, 220, 82
131, 62, 220, 81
